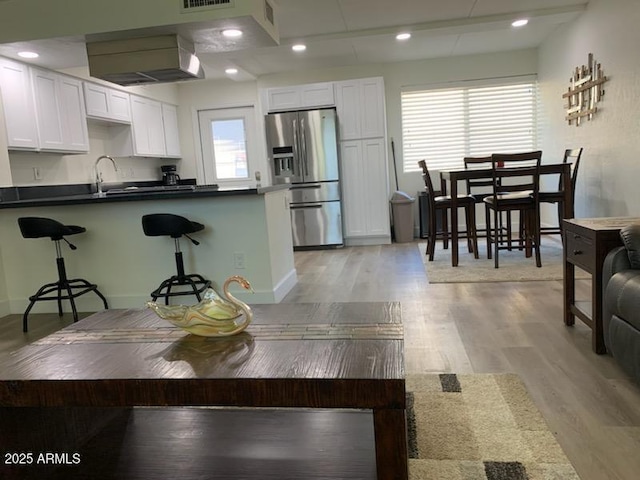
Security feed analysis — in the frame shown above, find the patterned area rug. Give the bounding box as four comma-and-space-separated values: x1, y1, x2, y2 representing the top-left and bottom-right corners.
407, 373, 580, 480
418, 240, 589, 283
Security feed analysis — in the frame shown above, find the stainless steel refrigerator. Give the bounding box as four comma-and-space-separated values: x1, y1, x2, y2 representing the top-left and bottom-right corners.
265, 108, 343, 249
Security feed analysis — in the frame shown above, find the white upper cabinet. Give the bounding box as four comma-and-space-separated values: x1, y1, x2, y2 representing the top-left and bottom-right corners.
335, 77, 385, 140
31, 67, 89, 153
267, 87, 299, 112
111, 94, 180, 159
59, 76, 90, 152
162, 103, 181, 158
300, 82, 335, 108
267, 82, 335, 112
31, 69, 64, 151
84, 82, 131, 124
0, 57, 39, 150
131, 95, 166, 157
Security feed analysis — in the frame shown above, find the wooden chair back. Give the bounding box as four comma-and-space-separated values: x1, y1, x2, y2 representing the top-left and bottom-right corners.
417, 160, 436, 195
561, 147, 583, 197
463, 156, 493, 196
490, 151, 543, 204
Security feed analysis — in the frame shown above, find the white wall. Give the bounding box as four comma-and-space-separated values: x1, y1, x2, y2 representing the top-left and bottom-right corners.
176, 79, 266, 183
9, 124, 172, 185
538, 0, 640, 218
175, 50, 537, 221
177, 49, 538, 195
257, 50, 538, 200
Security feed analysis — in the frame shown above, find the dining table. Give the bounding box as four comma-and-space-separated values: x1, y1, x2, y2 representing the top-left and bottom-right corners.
439, 163, 573, 267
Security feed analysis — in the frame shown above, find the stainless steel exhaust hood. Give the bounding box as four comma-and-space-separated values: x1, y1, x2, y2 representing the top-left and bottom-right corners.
86, 35, 204, 86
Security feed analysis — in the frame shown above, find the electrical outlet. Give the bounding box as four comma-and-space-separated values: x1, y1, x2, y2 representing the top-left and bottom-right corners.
33, 167, 41, 180
233, 252, 246, 269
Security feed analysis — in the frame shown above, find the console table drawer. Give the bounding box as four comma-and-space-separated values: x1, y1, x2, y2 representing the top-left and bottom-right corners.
566, 232, 595, 270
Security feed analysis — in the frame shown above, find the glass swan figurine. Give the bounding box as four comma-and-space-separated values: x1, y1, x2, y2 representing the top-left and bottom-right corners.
147, 275, 253, 337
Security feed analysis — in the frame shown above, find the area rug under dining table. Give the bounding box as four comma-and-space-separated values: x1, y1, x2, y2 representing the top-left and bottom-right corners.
418, 239, 589, 283
407, 373, 580, 480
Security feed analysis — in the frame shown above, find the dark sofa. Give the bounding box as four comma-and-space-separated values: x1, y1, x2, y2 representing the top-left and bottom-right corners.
602, 224, 640, 382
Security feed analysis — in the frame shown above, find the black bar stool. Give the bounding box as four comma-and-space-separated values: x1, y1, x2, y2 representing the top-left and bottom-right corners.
141, 213, 212, 304
18, 217, 109, 332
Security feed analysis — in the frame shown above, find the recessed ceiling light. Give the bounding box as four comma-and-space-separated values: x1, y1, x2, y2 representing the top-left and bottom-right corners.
512, 19, 529, 27
18, 51, 39, 59
222, 29, 243, 38
396, 33, 411, 41
225, 68, 238, 75
292, 44, 307, 52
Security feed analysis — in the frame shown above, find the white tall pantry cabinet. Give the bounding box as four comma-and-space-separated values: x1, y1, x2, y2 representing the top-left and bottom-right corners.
335, 77, 390, 245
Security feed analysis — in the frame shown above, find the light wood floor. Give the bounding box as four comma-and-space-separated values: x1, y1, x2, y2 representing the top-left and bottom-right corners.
284, 242, 640, 480
1, 241, 639, 480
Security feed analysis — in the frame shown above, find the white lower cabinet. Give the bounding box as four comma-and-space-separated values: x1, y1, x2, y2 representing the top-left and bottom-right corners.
340, 138, 391, 244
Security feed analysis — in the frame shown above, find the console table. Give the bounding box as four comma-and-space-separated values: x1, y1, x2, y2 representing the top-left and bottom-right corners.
563, 217, 640, 353
0, 303, 406, 480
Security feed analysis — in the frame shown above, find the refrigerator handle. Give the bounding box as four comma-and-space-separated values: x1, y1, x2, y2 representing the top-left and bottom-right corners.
290, 204, 323, 210
300, 117, 308, 177
292, 118, 300, 176
290, 184, 321, 190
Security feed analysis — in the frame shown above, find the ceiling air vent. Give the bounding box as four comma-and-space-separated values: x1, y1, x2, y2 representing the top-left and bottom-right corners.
181, 0, 233, 12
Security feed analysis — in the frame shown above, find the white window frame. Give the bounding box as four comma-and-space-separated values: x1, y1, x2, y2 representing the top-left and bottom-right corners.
401, 76, 538, 173
197, 106, 259, 186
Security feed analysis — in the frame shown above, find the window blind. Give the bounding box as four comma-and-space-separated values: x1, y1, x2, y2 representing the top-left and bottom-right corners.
401, 81, 538, 172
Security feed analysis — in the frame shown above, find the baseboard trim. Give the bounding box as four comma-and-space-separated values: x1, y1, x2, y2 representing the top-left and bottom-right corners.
0, 299, 10, 318
272, 268, 298, 303
2, 271, 300, 317
345, 235, 392, 246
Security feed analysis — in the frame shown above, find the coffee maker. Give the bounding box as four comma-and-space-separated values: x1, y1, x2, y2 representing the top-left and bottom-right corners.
161, 165, 180, 186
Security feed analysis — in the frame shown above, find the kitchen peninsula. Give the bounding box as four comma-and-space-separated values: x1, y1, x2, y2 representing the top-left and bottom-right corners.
0, 184, 296, 318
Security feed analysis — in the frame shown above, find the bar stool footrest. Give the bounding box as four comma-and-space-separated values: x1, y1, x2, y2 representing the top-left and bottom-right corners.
27, 279, 103, 302
150, 274, 212, 301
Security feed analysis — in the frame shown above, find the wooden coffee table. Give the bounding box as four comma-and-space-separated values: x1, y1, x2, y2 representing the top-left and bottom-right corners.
0, 303, 407, 480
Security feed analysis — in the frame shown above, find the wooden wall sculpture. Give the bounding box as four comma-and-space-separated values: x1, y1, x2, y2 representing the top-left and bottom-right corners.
563, 53, 608, 126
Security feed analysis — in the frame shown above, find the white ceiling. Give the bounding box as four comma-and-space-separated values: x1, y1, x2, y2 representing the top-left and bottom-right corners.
0, 0, 588, 82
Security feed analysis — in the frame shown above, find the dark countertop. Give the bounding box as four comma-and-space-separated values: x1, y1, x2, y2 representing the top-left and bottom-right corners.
0, 182, 289, 210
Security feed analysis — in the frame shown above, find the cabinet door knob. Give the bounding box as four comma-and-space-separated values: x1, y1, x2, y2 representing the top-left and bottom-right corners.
573, 250, 583, 255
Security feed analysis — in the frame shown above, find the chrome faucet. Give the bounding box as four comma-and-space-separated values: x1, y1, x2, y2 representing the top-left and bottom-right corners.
94, 155, 118, 196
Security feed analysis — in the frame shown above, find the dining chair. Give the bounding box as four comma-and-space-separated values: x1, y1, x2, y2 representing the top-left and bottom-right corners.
418, 160, 478, 261
463, 155, 512, 246
483, 151, 543, 268
539, 147, 583, 237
